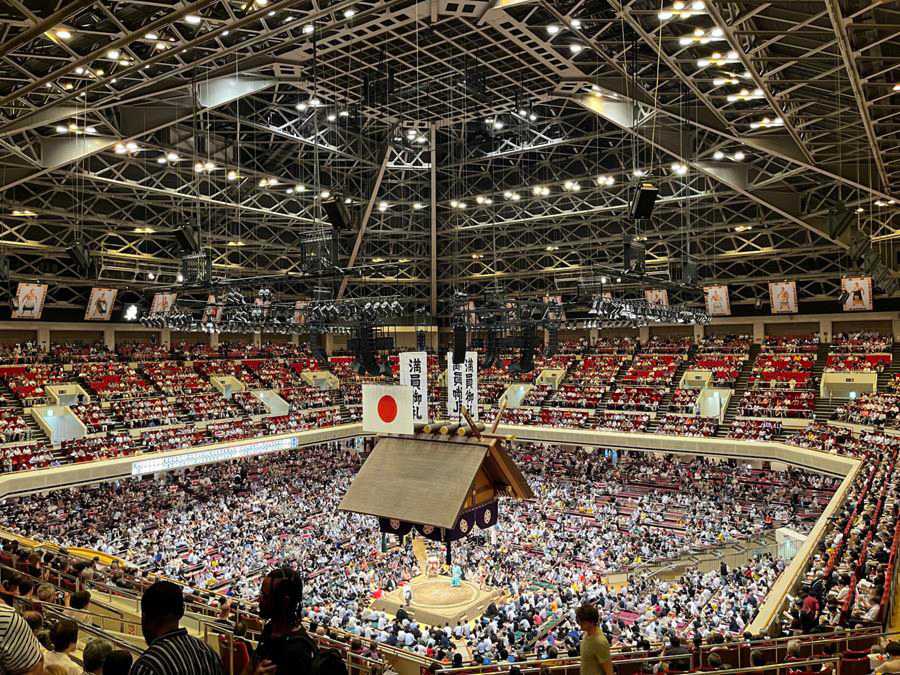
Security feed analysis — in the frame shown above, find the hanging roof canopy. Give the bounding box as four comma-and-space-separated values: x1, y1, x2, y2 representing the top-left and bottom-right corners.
339, 434, 533, 529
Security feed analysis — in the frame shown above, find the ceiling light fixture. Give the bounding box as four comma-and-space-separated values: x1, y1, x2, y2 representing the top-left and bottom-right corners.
658, 1, 706, 20
185, 14, 202, 25
749, 116, 784, 130
697, 50, 738, 68
55, 28, 72, 40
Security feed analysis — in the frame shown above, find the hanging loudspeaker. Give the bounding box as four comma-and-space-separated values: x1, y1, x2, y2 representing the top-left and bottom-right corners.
453, 325, 466, 364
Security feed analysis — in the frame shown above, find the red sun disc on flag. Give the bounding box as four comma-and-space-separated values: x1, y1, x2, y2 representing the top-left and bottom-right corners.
377, 395, 398, 423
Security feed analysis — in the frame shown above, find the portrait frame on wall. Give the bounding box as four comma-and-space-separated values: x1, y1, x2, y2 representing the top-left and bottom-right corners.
769, 281, 798, 314
644, 289, 669, 307
11, 283, 48, 320
85, 288, 118, 321
841, 276, 873, 312
704, 285, 731, 317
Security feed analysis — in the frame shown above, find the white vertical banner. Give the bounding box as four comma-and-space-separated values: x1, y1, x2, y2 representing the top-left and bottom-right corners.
447, 351, 478, 421
399, 352, 429, 422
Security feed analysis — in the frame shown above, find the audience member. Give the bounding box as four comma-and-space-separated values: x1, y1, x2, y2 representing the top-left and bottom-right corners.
131, 581, 224, 675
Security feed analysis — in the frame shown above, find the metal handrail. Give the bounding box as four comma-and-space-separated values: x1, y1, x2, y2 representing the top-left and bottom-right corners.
43, 604, 144, 659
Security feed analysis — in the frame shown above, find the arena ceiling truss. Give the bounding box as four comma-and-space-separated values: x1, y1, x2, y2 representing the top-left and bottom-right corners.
0, 0, 896, 315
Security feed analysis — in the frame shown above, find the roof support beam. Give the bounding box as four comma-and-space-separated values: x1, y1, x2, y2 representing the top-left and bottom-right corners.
703, 0, 816, 167
574, 93, 849, 250
824, 0, 891, 191
337, 144, 393, 299
0, 0, 94, 61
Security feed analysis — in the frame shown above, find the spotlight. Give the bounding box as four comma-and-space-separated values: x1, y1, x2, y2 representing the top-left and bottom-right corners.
124, 304, 139, 321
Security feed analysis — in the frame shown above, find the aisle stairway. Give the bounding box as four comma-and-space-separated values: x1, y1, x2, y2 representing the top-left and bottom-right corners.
657, 345, 697, 416
0, 378, 51, 446
718, 343, 760, 435
22, 410, 50, 446
877, 343, 900, 392
810, 344, 832, 421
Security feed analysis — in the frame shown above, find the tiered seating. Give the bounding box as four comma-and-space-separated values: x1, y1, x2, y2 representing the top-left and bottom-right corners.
139, 425, 206, 452
644, 336, 693, 354
545, 354, 626, 409
231, 391, 268, 415
739, 389, 815, 418
749, 353, 816, 388
825, 332, 892, 373
482, 406, 597, 428
0, 407, 29, 442
71, 402, 114, 433
595, 412, 650, 432
693, 353, 745, 386
0, 443, 52, 472
834, 393, 900, 428
142, 360, 215, 395
477, 357, 524, 407
175, 392, 241, 422
592, 336, 637, 354
195, 358, 262, 387
0, 364, 67, 403
620, 353, 681, 386
252, 359, 305, 388
0, 343, 42, 363
49, 342, 115, 363
262, 409, 342, 434
606, 386, 664, 412
742, 335, 818, 419
59, 431, 137, 462
81, 362, 154, 400
117, 396, 180, 429
698, 334, 752, 354
764, 335, 819, 353
787, 426, 900, 629
521, 384, 551, 406
654, 414, 717, 437
279, 385, 335, 410
669, 388, 698, 413
728, 419, 782, 441
116, 341, 169, 361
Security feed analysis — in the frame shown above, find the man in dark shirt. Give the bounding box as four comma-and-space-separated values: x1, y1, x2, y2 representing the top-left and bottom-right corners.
130, 581, 224, 675
253, 568, 318, 675
663, 634, 693, 672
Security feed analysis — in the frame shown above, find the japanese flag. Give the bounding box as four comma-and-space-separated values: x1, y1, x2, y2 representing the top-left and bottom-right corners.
362, 384, 414, 435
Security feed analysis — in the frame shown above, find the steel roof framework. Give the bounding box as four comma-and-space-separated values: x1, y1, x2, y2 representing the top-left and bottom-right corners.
0, 0, 894, 315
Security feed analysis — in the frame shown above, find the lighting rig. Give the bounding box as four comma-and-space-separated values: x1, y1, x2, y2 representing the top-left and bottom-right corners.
134, 291, 405, 336
458, 293, 565, 373
589, 296, 709, 327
